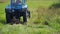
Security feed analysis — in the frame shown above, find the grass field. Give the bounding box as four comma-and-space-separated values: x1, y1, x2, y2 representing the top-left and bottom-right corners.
0, 0, 60, 34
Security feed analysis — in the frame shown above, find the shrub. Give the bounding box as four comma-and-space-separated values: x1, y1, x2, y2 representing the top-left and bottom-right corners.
49, 3, 60, 9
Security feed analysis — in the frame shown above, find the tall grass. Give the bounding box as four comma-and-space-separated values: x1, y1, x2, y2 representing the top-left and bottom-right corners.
33, 7, 60, 31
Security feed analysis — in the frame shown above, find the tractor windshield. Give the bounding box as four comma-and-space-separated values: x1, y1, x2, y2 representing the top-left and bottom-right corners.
11, 0, 25, 5
15, 0, 22, 4
11, 0, 22, 4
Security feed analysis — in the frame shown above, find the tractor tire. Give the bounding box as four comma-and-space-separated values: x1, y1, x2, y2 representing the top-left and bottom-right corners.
6, 12, 12, 23
23, 11, 30, 23
28, 11, 30, 18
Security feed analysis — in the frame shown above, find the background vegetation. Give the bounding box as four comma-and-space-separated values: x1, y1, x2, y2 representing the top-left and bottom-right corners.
0, 0, 60, 34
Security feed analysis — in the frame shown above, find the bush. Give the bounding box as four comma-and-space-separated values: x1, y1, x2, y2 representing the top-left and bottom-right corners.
49, 3, 60, 9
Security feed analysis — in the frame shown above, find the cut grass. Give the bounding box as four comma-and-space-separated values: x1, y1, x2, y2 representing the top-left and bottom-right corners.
0, 0, 60, 34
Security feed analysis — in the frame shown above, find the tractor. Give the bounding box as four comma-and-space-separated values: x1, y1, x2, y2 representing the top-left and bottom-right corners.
5, 0, 30, 24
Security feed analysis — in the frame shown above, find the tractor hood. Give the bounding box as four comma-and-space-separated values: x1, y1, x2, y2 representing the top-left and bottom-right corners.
5, 5, 22, 10
5, 4, 27, 10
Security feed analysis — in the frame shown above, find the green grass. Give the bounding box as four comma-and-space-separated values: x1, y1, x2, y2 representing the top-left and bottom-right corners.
0, 0, 60, 34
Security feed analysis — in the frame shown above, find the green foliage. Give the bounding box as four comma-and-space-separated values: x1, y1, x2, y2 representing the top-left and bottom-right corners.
49, 3, 60, 9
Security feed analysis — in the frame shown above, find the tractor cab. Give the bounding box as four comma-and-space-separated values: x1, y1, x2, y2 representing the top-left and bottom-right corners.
5, 0, 27, 10
11, 0, 25, 5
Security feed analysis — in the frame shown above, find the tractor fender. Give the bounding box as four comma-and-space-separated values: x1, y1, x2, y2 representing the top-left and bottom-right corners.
22, 5, 28, 9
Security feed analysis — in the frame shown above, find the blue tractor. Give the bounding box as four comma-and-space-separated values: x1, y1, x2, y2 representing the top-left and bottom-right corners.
5, 0, 30, 24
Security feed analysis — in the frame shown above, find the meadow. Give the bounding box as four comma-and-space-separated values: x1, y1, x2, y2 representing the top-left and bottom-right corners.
0, 0, 60, 34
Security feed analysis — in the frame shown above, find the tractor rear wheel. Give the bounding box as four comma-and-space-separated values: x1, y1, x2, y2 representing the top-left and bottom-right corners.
23, 11, 30, 23
6, 12, 12, 23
